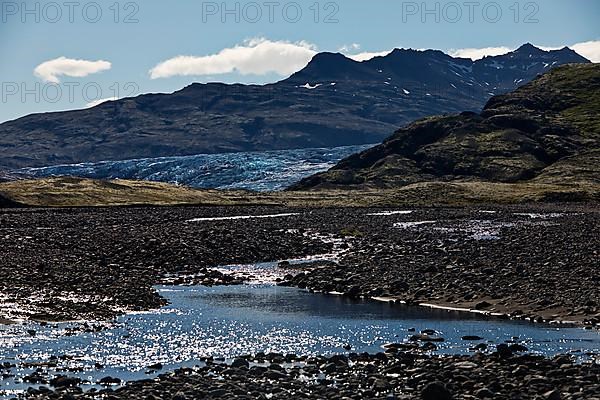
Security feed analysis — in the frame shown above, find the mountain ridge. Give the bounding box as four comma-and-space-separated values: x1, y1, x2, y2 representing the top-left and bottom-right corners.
0, 44, 590, 169
290, 63, 600, 190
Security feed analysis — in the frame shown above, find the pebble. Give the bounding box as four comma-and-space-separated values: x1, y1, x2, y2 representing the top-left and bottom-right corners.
21, 352, 599, 399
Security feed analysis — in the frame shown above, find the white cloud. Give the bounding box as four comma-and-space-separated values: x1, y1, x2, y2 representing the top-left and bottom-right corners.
339, 43, 361, 53
85, 97, 118, 108
150, 38, 318, 79
346, 51, 393, 62
448, 40, 600, 62
570, 40, 600, 63
448, 46, 513, 60
535, 45, 561, 52
34, 57, 111, 83
537, 41, 600, 62
337, 43, 393, 62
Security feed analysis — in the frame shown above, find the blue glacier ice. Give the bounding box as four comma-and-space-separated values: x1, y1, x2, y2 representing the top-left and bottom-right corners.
16, 145, 373, 192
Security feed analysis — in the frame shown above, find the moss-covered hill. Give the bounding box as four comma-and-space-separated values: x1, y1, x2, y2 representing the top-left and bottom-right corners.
292, 64, 600, 190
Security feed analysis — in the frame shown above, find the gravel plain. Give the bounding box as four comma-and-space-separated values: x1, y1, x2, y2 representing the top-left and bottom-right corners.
1, 203, 599, 399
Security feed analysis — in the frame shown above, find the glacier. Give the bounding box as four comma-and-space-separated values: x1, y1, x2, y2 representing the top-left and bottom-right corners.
16, 145, 373, 192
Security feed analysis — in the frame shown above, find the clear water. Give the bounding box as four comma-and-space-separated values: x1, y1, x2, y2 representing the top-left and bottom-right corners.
1, 282, 599, 397
14, 144, 373, 192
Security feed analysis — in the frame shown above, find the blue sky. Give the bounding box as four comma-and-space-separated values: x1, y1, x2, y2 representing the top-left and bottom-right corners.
1, 0, 599, 122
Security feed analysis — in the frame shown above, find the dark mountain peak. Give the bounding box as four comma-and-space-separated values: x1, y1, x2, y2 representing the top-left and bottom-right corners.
383, 47, 448, 60
284, 52, 361, 83
388, 48, 419, 56
555, 46, 586, 58
291, 63, 600, 190
514, 42, 544, 54
177, 82, 206, 93
310, 51, 350, 63
388, 47, 404, 56
475, 43, 590, 73
308, 51, 353, 65
557, 47, 590, 63
502, 43, 589, 62
476, 43, 541, 62
366, 47, 459, 71
371, 48, 421, 65
0, 46, 592, 169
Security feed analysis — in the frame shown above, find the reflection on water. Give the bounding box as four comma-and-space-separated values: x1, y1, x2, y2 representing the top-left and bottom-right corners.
1, 284, 599, 397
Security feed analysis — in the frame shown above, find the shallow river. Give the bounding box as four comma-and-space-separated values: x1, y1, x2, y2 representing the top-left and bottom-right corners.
2, 280, 600, 397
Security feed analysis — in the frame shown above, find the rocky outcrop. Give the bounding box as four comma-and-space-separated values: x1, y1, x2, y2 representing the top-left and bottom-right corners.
291, 64, 600, 190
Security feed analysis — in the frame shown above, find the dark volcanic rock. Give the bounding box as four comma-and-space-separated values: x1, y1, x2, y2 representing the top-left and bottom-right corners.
422, 381, 453, 400
284, 205, 600, 327
49, 375, 81, 388
2, 204, 600, 400
25, 352, 600, 400
231, 358, 249, 369
0, 45, 588, 169
461, 335, 484, 341
0, 206, 332, 321
410, 334, 445, 342
98, 376, 121, 385
1, 204, 599, 326
495, 344, 513, 358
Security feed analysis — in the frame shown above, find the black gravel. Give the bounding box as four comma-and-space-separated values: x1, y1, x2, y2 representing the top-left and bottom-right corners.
0, 206, 331, 321
286, 205, 600, 326
1, 204, 598, 324
22, 350, 600, 400
1, 203, 600, 399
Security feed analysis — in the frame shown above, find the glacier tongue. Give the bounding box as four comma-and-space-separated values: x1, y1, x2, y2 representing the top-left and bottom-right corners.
16, 144, 373, 192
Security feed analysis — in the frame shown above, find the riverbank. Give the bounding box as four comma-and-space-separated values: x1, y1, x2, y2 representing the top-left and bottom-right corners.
6, 282, 598, 398
282, 205, 599, 327
0, 204, 598, 326
0, 206, 331, 322
1, 203, 599, 399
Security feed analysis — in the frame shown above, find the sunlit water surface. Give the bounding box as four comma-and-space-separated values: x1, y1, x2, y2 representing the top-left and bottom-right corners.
1, 283, 599, 397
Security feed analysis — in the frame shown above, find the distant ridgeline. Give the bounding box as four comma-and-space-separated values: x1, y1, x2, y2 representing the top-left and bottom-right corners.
291, 64, 600, 190
0, 44, 589, 169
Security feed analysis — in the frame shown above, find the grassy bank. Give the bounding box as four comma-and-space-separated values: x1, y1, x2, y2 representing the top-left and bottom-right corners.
1, 176, 599, 208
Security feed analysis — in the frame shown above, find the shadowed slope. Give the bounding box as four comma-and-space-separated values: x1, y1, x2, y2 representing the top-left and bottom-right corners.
0, 45, 588, 169
291, 64, 600, 190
